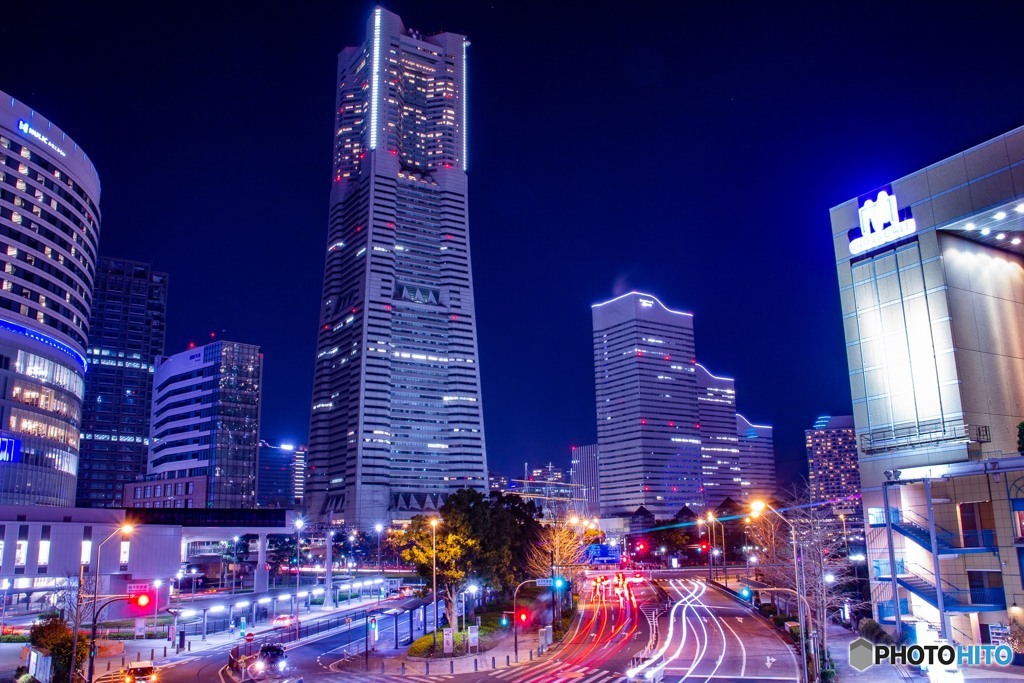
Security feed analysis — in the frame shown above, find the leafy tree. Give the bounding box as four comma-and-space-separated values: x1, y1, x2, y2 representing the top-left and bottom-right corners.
1006, 617, 1024, 653
29, 614, 88, 683
401, 511, 478, 633
1017, 421, 1024, 453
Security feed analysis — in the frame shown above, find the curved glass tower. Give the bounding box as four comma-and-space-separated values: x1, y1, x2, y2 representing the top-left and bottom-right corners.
0, 90, 100, 506
307, 8, 487, 527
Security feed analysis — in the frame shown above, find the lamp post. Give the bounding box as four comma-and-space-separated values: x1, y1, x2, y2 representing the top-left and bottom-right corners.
697, 519, 711, 580
294, 518, 304, 634
190, 568, 197, 602
751, 501, 810, 683
374, 523, 383, 572
839, 514, 849, 558
232, 535, 239, 594
86, 523, 133, 683
0, 578, 9, 636
152, 579, 162, 633
430, 518, 439, 651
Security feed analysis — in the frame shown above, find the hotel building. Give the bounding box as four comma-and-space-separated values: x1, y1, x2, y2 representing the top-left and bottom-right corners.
0, 90, 101, 506
307, 8, 487, 527
77, 257, 167, 508
831, 123, 1024, 645
805, 415, 861, 506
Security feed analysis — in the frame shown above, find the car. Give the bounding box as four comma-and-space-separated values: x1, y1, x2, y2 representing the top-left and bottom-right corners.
249, 644, 288, 679
271, 614, 299, 629
122, 660, 158, 683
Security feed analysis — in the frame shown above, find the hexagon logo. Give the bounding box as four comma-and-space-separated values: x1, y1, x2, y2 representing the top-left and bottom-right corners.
849, 637, 875, 672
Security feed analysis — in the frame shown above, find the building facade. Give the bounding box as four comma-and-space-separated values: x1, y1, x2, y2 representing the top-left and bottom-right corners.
307, 8, 487, 527
805, 415, 860, 505
0, 90, 101, 506
593, 292, 702, 519
77, 257, 167, 508
592, 292, 774, 519
831, 123, 1024, 645
569, 444, 600, 518
256, 441, 303, 509
137, 341, 262, 509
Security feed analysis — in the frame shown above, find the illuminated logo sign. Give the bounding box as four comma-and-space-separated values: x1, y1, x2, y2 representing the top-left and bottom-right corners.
16, 120, 67, 158
639, 299, 654, 308
0, 438, 22, 464
848, 188, 916, 255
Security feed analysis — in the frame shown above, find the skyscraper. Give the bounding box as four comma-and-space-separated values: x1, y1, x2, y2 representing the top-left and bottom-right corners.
124, 341, 262, 509
805, 415, 859, 506
307, 8, 486, 527
256, 441, 301, 509
569, 444, 600, 518
0, 90, 101, 506
592, 292, 702, 519
77, 257, 167, 508
592, 291, 775, 519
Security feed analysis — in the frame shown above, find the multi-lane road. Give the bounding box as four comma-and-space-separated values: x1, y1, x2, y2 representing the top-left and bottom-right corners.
153, 570, 800, 682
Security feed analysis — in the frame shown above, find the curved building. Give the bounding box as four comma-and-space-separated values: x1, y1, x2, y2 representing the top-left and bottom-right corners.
0, 90, 101, 505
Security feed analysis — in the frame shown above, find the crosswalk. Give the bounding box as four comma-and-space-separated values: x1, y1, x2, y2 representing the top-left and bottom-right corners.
487, 660, 621, 683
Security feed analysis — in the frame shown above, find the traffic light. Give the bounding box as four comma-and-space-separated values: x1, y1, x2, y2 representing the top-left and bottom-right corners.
637, 543, 645, 551
699, 542, 709, 553
125, 584, 154, 617
516, 608, 529, 626
500, 613, 510, 627
369, 617, 377, 630
739, 587, 752, 600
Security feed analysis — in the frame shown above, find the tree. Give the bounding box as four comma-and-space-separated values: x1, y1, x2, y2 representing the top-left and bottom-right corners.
523, 521, 589, 587
400, 512, 478, 634
29, 614, 88, 683
1006, 617, 1024, 653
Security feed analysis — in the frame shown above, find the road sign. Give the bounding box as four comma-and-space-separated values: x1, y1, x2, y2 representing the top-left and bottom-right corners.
468, 625, 479, 649
536, 579, 553, 587
245, 632, 254, 643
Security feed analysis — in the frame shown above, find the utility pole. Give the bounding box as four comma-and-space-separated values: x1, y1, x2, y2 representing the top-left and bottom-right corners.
70, 563, 84, 683
550, 550, 557, 629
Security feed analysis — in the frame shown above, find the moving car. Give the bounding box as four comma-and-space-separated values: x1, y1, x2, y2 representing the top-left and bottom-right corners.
249, 644, 288, 679
271, 614, 299, 629
123, 660, 158, 683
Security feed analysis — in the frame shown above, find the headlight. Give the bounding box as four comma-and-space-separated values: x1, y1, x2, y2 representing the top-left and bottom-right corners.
255, 661, 265, 671
277, 661, 286, 670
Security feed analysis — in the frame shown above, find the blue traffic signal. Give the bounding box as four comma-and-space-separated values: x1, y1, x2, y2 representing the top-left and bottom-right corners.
554, 577, 565, 590
739, 587, 752, 600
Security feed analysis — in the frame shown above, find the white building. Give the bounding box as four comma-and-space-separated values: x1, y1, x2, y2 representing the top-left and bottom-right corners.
0, 89, 102, 506
307, 8, 487, 527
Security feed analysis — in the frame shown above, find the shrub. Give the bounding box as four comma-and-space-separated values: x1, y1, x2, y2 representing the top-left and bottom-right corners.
788, 625, 801, 642
858, 618, 894, 644
820, 668, 836, 683
758, 603, 778, 618
773, 615, 796, 629
0, 634, 30, 643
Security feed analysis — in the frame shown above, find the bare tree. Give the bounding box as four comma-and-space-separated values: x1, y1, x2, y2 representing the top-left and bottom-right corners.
523, 521, 589, 586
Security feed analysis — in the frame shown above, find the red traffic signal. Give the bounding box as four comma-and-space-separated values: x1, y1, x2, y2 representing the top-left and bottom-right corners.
125, 583, 155, 617
132, 593, 150, 608
699, 542, 709, 553
637, 543, 645, 551
516, 608, 529, 625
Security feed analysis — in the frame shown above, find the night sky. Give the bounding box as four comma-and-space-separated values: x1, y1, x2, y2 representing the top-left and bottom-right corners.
3, 2, 1023, 488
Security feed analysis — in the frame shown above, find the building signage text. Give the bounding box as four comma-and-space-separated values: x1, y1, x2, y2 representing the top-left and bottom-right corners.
0, 438, 22, 464
849, 188, 916, 255
17, 120, 67, 158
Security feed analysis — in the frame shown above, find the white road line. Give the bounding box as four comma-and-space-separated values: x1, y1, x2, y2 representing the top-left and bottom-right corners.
719, 615, 747, 677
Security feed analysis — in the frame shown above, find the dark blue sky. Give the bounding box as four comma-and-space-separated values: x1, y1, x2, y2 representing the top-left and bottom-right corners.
4, 2, 1023, 486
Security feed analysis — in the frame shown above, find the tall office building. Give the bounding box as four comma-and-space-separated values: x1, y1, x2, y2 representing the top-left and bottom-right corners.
592, 292, 775, 519
569, 444, 600, 518
124, 341, 262, 509
805, 415, 860, 505
736, 414, 776, 502
77, 258, 167, 508
307, 8, 486, 527
0, 90, 101, 506
593, 292, 702, 519
831, 124, 1024, 645
256, 441, 301, 509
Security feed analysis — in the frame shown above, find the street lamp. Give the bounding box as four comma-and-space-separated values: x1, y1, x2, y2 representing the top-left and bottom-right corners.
232, 535, 240, 594
190, 567, 197, 602
839, 514, 850, 558
430, 518, 439, 651
751, 500, 811, 683
152, 579, 162, 633
294, 518, 304, 632
86, 523, 133, 683
0, 578, 10, 636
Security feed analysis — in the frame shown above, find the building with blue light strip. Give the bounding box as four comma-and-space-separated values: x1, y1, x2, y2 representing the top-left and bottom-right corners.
0, 89, 101, 506
307, 8, 485, 527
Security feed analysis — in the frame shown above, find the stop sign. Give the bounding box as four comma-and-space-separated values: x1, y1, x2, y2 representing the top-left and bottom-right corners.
245, 632, 254, 643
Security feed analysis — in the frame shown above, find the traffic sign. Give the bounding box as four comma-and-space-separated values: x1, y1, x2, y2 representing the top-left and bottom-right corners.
245, 632, 254, 643
536, 579, 553, 587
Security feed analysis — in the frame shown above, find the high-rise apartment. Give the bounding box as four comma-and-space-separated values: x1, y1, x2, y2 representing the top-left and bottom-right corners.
0, 90, 101, 506
831, 124, 1024, 645
125, 341, 262, 509
592, 292, 775, 519
307, 8, 486, 527
805, 415, 860, 505
77, 258, 167, 508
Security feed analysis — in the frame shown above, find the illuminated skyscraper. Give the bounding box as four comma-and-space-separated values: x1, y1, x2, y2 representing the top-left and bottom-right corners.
805, 415, 859, 505
307, 8, 486, 527
0, 90, 101, 506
